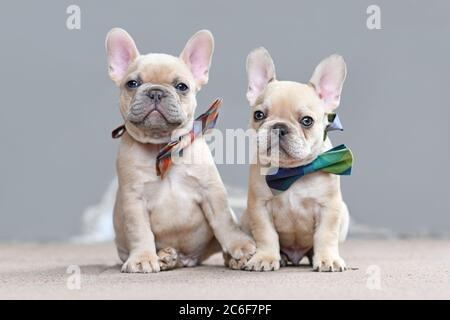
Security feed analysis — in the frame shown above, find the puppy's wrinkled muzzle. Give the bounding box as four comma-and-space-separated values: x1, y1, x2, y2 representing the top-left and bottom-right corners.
127, 85, 186, 131
257, 121, 311, 167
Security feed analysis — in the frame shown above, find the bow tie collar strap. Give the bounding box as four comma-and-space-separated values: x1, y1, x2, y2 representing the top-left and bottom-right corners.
111, 124, 126, 139
111, 98, 222, 178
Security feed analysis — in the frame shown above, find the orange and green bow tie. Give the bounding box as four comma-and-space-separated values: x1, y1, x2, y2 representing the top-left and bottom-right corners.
112, 98, 221, 178
266, 144, 353, 195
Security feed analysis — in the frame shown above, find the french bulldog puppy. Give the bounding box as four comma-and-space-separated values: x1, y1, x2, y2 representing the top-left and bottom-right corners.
239, 48, 349, 272
106, 28, 255, 273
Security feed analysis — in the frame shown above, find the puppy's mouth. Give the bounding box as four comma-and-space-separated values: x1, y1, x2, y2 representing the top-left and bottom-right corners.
140, 108, 169, 123
128, 105, 183, 128
265, 143, 291, 160
259, 132, 293, 158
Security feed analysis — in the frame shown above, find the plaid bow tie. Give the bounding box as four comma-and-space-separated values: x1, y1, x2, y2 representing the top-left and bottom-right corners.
156, 98, 221, 177
265, 144, 353, 194
112, 98, 221, 178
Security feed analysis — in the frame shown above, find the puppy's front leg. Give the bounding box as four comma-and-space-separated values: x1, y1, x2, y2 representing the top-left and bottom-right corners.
313, 204, 346, 272
199, 175, 256, 263
115, 191, 160, 273
244, 199, 281, 271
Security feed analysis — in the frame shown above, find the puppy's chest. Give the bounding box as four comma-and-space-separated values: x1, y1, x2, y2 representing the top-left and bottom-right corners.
270, 187, 319, 232
268, 175, 332, 242
143, 168, 203, 217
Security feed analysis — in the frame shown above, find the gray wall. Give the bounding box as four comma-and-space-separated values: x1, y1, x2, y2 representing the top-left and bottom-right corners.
0, 0, 449, 241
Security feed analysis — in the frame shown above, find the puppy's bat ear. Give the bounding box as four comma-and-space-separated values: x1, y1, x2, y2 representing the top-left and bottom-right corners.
309, 54, 347, 112
105, 28, 139, 85
180, 30, 214, 90
246, 47, 276, 106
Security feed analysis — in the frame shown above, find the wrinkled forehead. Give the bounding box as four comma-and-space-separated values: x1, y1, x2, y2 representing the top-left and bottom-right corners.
260, 81, 325, 117
126, 53, 193, 85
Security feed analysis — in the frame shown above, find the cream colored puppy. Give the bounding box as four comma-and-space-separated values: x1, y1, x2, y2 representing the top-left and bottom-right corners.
240, 48, 349, 272
106, 28, 255, 273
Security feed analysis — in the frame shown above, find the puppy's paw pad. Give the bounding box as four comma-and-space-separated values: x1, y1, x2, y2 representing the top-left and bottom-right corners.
244, 252, 280, 272
121, 251, 160, 273
228, 238, 256, 260
313, 255, 347, 272
229, 258, 247, 270
157, 247, 179, 271
224, 252, 248, 270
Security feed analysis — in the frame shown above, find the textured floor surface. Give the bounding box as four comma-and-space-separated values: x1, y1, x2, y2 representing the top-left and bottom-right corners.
0, 240, 449, 299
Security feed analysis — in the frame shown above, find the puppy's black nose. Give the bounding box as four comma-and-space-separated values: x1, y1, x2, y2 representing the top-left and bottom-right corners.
147, 88, 164, 102
272, 123, 289, 137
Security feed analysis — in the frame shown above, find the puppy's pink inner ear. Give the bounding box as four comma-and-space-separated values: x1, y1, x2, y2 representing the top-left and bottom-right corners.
109, 48, 130, 80
108, 36, 136, 81
248, 68, 271, 101
187, 43, 210, 84
318, 74, 340, 102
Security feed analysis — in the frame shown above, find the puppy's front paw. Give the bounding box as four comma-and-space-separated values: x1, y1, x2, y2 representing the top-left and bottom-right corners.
227, 236, 256, 261
121, 251, 160, 273
224, 252, 246, 270
157, 247, 179, 271
224, 238, 256, 270
313, 253, 347, 272
244, 251, 280, 272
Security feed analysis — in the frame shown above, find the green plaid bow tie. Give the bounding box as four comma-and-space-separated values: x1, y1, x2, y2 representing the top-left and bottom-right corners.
112, 98, 221, 178
266, 144, 353, 194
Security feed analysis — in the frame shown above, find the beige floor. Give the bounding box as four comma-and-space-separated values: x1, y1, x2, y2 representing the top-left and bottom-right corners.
0, 240, 449, 299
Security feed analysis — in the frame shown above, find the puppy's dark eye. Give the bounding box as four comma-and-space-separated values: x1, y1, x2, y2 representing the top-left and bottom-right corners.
254, 110, 266, 121
126, 80, 140, 89
300, 116, 314, 128
175, 83, 189, 92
